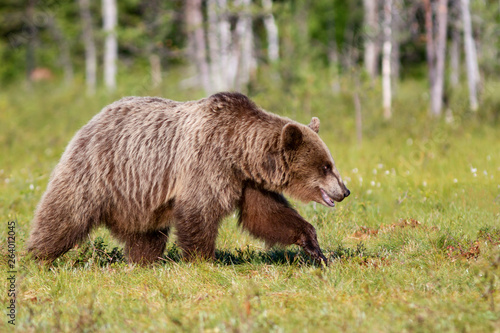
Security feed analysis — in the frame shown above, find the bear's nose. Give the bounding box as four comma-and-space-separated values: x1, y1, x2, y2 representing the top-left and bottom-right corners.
344, 188, 350, 198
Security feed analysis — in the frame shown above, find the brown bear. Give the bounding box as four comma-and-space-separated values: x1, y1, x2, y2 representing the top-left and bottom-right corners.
27, 92, 350, 265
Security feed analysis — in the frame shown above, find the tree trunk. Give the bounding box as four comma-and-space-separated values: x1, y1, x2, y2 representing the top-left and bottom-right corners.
262, 0, 279, 63
143, 0, 163, 87
461, 0, 479, 111
424, 0, 448, 116
424, 0, 436, 105
363, 0, 379, 78
77, 0, 96, 95
103, 0, 117, 92
185, 0, 211, 93
449, 0, 460, 87
235, 0, 255, 91
391, 0, 402, 81
207, 0, 223, 91
382, 0, 392, 120
431, 0, 448, 116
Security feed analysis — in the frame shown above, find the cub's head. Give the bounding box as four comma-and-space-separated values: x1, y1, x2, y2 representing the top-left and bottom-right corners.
281, 117, 350, 207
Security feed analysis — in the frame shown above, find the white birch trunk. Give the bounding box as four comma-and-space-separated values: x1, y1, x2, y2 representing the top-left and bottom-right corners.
424, 0, 435, 93
207, 0, 223, 91
236, 0, 254, 91
449, 0, 460, 87
186, 0, 212, 94
449, 24, 460, 86
363, 0, 379, 78
217, 0, 234, 90
391, 0, 401, 81
262, 0, 279, 62
431, 0, 448, 116
78, 0, 96, 95
461, 0, 479, 111
103, 0, 117, 91
382, 0, 392, 120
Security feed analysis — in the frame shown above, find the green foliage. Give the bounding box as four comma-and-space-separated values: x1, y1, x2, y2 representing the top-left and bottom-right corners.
72, 236, 125, 268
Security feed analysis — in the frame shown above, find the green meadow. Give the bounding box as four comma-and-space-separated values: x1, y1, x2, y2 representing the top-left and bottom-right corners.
1, 73, 499, 332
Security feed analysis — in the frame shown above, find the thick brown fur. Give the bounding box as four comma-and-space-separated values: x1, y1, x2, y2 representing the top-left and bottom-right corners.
27, 92, 349, 264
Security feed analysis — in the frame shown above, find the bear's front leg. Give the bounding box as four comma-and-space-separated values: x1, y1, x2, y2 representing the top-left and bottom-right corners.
174, 204, 223, 261
238, 186, 328, 265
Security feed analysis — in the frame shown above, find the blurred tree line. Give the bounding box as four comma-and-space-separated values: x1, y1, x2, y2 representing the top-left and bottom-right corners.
1, 0, 499, 117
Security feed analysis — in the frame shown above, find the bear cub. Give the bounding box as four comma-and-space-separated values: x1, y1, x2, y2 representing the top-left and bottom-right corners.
27, 92, 350, 265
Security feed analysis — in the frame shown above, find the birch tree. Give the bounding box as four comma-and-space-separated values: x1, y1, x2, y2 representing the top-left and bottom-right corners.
143, 0, 163, 87
207, 0, 224, 91
103, 0, 117, 91
424, 0, 449, 116
78, 0, 96, 95
461, 0, 479, 111
449, 0, 460, 87
185, 0, 211, 93
382, 0, 392, 119
262, 0, 279, 63
433, 0, 448, 116
363, 0, 379, 79
391, 0, 402, 81
235, 0, 255, 91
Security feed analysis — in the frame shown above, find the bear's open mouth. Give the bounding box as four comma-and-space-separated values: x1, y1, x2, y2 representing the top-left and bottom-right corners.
320, 189, 335, 207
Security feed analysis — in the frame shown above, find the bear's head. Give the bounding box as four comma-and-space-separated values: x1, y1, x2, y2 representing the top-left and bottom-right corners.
281, 117, 350, 207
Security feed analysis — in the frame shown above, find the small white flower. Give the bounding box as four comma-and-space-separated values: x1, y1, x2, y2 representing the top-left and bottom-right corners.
473, 173, 477, 177
373, 169, 377, 175
377, 182, 381, 187
470, 167, 477, 173
352, 168, 358, 173
366, 189, 372, 195
423, 181, 427, 187
370, 181, 376, 186
385, 170, 390, 175
453, 178, 458, 183
407, 138, 413, 146
377, 164, 384, 169
29, 184, 34, 190
4, 178, 9, 184
359, 176, 363, 183
487, 155, 491, 161
483, 170, 488, 176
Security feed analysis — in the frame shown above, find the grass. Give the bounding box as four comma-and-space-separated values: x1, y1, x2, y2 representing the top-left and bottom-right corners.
1, 70, 500, 332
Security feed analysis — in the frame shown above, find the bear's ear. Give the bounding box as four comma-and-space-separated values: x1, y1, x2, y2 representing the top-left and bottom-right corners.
282, 123, 303, 150
308, 117, 320, 133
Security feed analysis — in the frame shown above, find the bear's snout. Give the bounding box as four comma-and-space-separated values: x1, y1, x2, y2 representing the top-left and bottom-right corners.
344, 188, 350, 198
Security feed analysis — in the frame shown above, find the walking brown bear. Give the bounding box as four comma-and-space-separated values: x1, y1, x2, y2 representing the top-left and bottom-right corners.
27, 92, 350, 265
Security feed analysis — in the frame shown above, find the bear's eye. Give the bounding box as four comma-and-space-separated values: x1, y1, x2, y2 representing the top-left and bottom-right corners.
322, 164, 331, 175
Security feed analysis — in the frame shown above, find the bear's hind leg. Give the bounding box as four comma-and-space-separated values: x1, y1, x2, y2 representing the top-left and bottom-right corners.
27, 207, 96, 262
124, 228, 170, 264
239, 186, 328, 265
